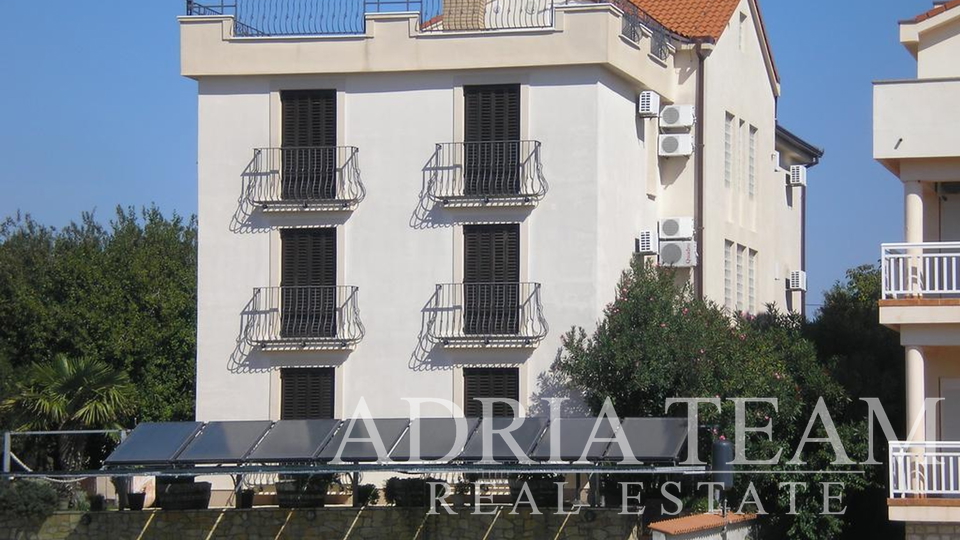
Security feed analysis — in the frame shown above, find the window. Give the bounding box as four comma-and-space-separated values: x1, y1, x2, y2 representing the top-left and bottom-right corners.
724, 241, 734, 309
724, 114, 734, 188
748, 126, 757, 199
281, 90, 337, 200
464, 85, 521, 196
463, 224, 520, 335
464, 368, 519, 417
748, 249, 757, 313
736, 245, 746, 312
738, 120, 746, 194
739, 13, 748, 52
281, 368, 335, 420
280, 228, 337, 338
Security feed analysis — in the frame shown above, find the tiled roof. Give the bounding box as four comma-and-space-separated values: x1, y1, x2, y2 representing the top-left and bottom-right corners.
911, 0, 960, 23
648, 513, 758, 536
627, 0, 743, 40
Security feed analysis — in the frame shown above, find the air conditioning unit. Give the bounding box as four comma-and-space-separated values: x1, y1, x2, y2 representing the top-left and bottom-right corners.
659, 105, 696, 129
638, 91, 660, 117
659, 134, 694, 157
788, 270, 807, 292
789, 165, 807, 187
659, 217, 695, 240
635, 230, 658, 255
772, 151, 783, 173
659, 241, 698, 268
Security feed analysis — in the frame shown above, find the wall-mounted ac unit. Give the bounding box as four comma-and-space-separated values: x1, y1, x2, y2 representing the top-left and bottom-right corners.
772, 151, 783, 173
659, 217, 695, 240
788, 270, 807, 292
638, 91, 660, 117
659, 241, 698, 268
659, 105, 696, 129
659, 134, 694, 157
789, 165, 807, 187
635, 230, 658, 255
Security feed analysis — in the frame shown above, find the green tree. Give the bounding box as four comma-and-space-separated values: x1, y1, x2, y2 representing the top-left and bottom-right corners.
553, 259, 868, 538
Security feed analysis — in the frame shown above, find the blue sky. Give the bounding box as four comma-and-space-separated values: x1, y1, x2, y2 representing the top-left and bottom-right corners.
0, 0, 936, 312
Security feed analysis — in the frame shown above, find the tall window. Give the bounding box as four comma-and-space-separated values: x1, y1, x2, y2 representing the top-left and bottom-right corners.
724, 114, 734, 188
281, 90, 337, 200
464, 368, 519, 417
281, 368, 335, 420
280, 228, 337, 338
464, 84, 521, 196
739, 13, 748, 52
738, 120, 746, 194
748, 126, 757, 199
463, 224, 520, 335
724, 241, 734, 309
736, 245, 746, 312
748, 249, 758, 313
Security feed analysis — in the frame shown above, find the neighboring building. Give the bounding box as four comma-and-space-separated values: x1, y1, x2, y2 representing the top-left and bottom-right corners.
180, 0, 818, 433
876, 0, 960, 532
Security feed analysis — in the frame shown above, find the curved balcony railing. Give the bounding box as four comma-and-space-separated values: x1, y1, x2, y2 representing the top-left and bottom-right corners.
882, 242, 960, 299
247, 147, 365, 211
427, 141, 547, 206
426, 282, 547, 346
244, 286, 364, 349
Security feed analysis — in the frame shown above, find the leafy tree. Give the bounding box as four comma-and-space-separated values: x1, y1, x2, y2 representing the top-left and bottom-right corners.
553, 259, 868, 538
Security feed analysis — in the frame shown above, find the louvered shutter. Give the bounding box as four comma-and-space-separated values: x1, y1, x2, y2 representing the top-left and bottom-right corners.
463, 224, 520, 335
464, 368, 520, 417
464, 85, 520, 196
281, 368, 335, 420
281, 90, 337, 200
280, 228, 337, 338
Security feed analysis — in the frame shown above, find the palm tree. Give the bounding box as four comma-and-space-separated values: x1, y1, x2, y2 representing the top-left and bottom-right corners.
1, 354, 136, 470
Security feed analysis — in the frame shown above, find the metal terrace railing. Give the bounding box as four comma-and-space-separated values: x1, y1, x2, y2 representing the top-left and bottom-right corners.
612, 0, 671, 60
185, 0, 556, 36
248, 146, 365, 210
881, 242, 960, 299
245, 286, 365, 349
427, 282, 548, 346
890, 441, 960, 498
428, 141, 547, 206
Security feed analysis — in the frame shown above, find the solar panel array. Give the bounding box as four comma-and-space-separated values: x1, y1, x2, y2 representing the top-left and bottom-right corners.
104, 417, 687, 467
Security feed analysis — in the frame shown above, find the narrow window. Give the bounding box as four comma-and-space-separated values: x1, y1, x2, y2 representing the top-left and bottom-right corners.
724, 240, 734, 309
739, 12, 748, 52
738, 120, 746, 194
280, 228, 337, 338
748, 126, 757, 199
724, 114, 734, 188
280, 90, 337, 201
464, 85, 521, 196
463, 224, 520, 335
281, 368, 335, 420
748, 249, 758, 313
736, 244, 746, 313
464, 368, 520, 417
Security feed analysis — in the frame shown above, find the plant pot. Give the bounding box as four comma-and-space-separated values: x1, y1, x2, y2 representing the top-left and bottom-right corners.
89, 494, 107, 512
127, 492, 146, 511
236, 489, 255, 509
276, 477, 329, 509
157, 482, 211, 510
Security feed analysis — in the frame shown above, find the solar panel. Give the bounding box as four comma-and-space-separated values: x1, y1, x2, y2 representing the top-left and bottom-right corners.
390, 418, 480, 462
317, 418, 409, 462
173, 421, 273, 464
602, 418, 688, 462
459, 417, 548, 462
104, 422, 203, 466
530, 418, 616, 461
245, 419, 341, 462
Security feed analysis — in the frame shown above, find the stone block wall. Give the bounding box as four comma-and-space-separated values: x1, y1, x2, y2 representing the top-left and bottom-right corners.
906, 522, 960, 540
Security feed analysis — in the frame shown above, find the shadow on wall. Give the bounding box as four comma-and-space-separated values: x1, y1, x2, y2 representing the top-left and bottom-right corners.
528, 358, 592, 417
410, 148, 454, 230
230, 155, 274, 234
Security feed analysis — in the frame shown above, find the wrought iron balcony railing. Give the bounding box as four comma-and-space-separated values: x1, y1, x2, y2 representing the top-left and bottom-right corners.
186, 0, 555, 36
244, 286, 364, 349
247, 147, 365, 211
426, 282, 547, 346
613, 0, 670, 61
427, 141, 547, 206
881, 242, 960, 299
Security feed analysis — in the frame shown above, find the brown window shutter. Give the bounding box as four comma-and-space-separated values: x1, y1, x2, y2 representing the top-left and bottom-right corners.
280, 228, 337, 338
464, 85, 521, 195
463, 225, 520, 335
464, 368, 520, 417
281, 368, 335, 420
280, 89, 337, 200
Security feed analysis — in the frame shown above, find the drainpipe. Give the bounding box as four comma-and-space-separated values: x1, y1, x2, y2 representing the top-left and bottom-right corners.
693, 40, 713, 300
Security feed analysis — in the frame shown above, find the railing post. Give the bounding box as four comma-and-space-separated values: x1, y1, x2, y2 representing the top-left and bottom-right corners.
2, 431, 10, 475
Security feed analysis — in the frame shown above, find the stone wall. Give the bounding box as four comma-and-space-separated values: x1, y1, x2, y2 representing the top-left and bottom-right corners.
907, 522, 960, 540
0, 507, 643, 540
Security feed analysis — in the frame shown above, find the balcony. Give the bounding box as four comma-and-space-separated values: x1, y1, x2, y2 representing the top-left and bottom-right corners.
874, 78, 960, 170
880, 243, 960, 326
427, 141, 547, 207
426, 282, 548, 347
186, 0, 556, 36
247, 147, 365, 211
244, 286, 364, 350
889, 441, 960, 521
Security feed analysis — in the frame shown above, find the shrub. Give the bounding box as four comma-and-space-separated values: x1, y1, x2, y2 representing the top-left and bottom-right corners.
0, 480, 58, 519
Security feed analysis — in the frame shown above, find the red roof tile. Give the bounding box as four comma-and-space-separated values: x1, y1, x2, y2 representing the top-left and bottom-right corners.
626, 0, 743, 40
648, 513, 758, 536
911, 0, 960, 23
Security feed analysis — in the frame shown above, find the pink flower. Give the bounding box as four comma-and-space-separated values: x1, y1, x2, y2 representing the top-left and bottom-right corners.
739, 334, 746, 341
660, 323, 666, 328
774, 372, 782, 380
699, 349, 705, 354
682, 308, 689, 315
719, 435, 726, 441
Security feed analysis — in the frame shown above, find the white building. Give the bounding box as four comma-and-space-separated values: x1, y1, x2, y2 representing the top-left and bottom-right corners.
180, 0, 818, 430
876, 0, 960, 534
